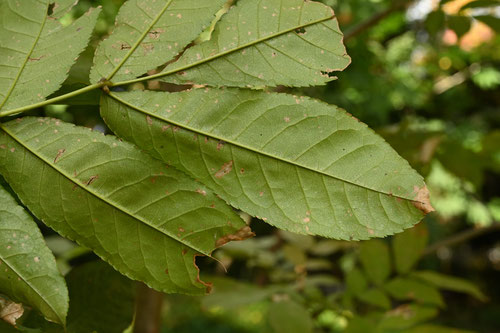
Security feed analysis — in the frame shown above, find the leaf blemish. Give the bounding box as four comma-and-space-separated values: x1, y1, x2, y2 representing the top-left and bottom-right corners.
215, 161, 233, 178
412, 185, 435, 214
53, 148, 65, 163
216, 140, 225, 150
83, 175, 99, 186
215, 226, 255, 248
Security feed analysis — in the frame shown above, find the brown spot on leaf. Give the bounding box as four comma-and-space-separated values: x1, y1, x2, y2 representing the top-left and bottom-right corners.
148, 28, 164, 39
181, 249, 187, 256
141, 43, 154, 53
196, 189, 207, 196
412, 185, 435, 214
216, 140, 225, 150
215, 161, 233, 178
146, 115, 153, 126
215, 226, 255, 248
53, 148, 65, 163
84, 175, 99, 186
28, 55, 45, 61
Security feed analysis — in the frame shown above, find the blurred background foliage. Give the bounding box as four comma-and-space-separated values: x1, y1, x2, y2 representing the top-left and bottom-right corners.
9, 0, 500, 332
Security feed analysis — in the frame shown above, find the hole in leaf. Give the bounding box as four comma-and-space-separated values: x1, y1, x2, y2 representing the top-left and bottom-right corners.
47, 3, 55, 15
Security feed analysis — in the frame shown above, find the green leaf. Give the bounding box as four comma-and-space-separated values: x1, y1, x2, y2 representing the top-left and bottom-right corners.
384, 278, 444, 307
411, 270, 487, 301
0, 1, 100, 112
474, 15, 500, 33
425, 10, 446, 35
460, 0, 500, 11
268, 300, 313, 333
345, 268, 367, 296
378, 304, 439, 331
201, 276, 279, 310
359, 240, 391, 285
160, 0, 350, 88
393, 223, 428, 274
101, 89, 432, 240
356, 288, 391, 310
65, 261, 134, 333
0, 319, 18, 333
447, 15, 471, 38
0, 117, 253, 295
0, 185, 68, 325
406, 324, 475, 333
89, 0, 227, 84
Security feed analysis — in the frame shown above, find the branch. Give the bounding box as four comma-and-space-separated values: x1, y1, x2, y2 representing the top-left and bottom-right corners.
133, 283, 164, 333
343, 1, 411, 42
423, 223, 500, 256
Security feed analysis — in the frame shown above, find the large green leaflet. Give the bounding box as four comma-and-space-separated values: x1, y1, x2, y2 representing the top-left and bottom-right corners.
0, 185, 68, 325
101, 89, 433, 240
89, 0, 227, 84
0, 0, 100, 112
0, 117, 252, 295
160, 0, 351, 88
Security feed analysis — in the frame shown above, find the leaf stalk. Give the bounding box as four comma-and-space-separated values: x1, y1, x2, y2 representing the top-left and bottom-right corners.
0, 83, 105, 119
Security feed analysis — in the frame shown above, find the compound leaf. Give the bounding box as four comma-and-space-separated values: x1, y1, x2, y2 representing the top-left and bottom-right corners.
101, 89, 433, 240
0, 117, 253, 295
90, 0, 227, 84
0, 0, 100, 113
160, 0, 350, 88
0, 185, 68, 325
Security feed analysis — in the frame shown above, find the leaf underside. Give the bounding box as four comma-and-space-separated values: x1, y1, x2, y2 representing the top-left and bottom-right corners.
0, 185, 68, 325
101, 89, 431, 240
160, 0, 351, 88
0, 0, 100, 112
0, 117, 252, 295
89, 0, 227, 83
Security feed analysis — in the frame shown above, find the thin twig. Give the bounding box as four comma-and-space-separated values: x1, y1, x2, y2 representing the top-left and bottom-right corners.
133, 283, 164, 333
343, 1, 411, 42
423, 223, 500, 256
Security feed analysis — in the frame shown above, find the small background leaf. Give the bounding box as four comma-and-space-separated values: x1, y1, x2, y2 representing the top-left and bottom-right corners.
65, 261, 135, 333
268, 300, 313, 333
359, 240, 391, 285
412, 270, 487, 301
384, 278, 444, 307
393, 223, 428, 274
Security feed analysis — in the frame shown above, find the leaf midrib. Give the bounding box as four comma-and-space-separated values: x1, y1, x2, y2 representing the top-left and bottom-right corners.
0, 224, 64, 325
108, 92, 423, 205
0, 123, 211, 257
0, 1, 49, 110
